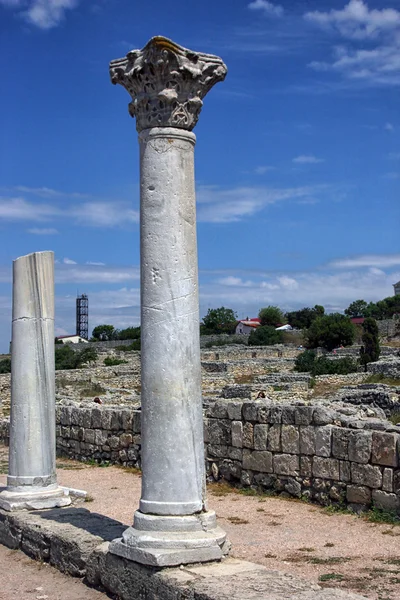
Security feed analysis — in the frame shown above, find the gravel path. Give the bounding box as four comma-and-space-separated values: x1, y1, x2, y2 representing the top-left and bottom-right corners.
1, 447, 400, 600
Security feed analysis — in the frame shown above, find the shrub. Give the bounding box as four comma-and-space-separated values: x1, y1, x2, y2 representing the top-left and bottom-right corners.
248, 326, 283, 346
258, 306, 286, 327
0, 358, 11, 374
55, 345, 98, 370
116, 338, 141, 352
295, 350, 357, 376
360, 317, 380, 370
104, 357, 128, 366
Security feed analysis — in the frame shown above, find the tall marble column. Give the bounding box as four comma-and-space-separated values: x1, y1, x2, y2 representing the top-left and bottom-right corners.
0, 252, 70, 511
108, 37, 229, 566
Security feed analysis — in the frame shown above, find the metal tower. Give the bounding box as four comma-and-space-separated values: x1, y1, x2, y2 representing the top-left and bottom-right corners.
76, 294, 89, 340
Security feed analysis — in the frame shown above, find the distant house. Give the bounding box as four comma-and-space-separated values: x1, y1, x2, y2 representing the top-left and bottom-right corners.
394, 281, 400, 296
235, 319, 261, 335
56, 335, 88, 344
350, 318, 365, 325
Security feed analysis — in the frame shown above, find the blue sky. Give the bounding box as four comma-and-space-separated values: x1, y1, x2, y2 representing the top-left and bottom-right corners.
0, 0, 399, 351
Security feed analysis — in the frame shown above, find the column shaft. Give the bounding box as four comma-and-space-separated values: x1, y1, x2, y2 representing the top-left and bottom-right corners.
139, 127, 204, 515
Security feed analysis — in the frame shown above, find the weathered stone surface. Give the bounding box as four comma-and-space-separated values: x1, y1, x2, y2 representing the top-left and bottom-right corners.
299, 426, 316, 456
348, 432, 372, 464
382, 468, 394, 492
243, 450, 273, 473
372, 490, 400, 513
313, 407, 335, 426
227, 401, 244, 421
346, 485, 371, 505
315, 426, 332, 458
281, 425, 299, 454
295, 406, 314, 426
313, 457, 340, 480
273, 454, 299, 476
281, 406, 295, 424
231, 421, 243, 448
371, 432, 398, 467
339, 461, 351, 482
351, 463, 382, 489
332, 428, 350, 460
242, 402, 259, 422
208, 420, 232, 446
242, 423, 254, 449
300, 456, 313, 477
267, 424, 281, 452
253, 424, 269, 451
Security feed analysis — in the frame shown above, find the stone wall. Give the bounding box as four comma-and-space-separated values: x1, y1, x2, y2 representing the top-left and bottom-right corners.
55, 404, 142, 467
205, 399, 400, 514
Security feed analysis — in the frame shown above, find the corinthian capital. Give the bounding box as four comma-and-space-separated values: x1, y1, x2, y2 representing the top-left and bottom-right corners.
110, 36, 227, 132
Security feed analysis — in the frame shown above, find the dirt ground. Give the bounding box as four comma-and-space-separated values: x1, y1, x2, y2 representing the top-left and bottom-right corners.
1, 446, 400, 600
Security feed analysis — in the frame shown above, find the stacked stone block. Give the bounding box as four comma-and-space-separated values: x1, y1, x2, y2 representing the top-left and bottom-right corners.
205, 400, 400, 514
55, 404, 141, 468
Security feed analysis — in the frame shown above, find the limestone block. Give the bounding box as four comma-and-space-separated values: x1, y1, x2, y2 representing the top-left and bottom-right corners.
120, 433, 133, 448
372, 490, 400, 513
121, 410, 133, 431
60, 426, 71, 439
228, 447, 242, 461
127, 448, 139, 462
267, 424, 281, 452
242, 402, 259, 422
227, 401, 243, 421
313, 407, 335, 426
281, 425, 299, 454
208, 419, 231, 446
270, 406, 282, 424
295, 406, 314, 425
332, 428, 351, 460
206, 401, 230, 419
94, 429, 108, 446
91, 408, 102, 429
371, 432, 398, 467
312, 457, 340, 480
382, 468, 394, 492
315, 426, 332, 458
285, 477, 302, 498
110, 411, 121, 431
82, 410, 92, 429
257, 404, 271, 424
240, 470, 253, 486
84, 429, 95, 445
347, 485, 371, 505
203, 420, 209, 444
77, 428, 85, 442
281, 407, 295, 424
242, 423, 254, 449
108, 436, 120, 450
243, 449, 273, 473
132, 411, 141, 433
351, 463, 382, 488
300, 456, 313, 477
101, 410, 113, 430
208, 445, 229, 458
348, 431, 372, 464
60, 407, 72, 426
70, 407, 80, 426
299, 426, 316, 456
254, 424, 269, 450
273, 454, 299, 476
340, 461, 351, 482
231, 422, 243, 448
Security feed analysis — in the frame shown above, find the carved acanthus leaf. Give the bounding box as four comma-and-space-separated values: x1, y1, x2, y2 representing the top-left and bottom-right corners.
110, 36, 227, 132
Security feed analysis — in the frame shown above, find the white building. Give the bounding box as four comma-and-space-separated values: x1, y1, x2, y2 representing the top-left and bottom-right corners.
235, 319, 261, 335
56, 335, 88, 344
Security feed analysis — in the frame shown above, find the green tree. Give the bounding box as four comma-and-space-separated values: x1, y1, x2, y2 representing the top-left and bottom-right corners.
286, 305, 325, 329
360, 317, 380, 370
248, 326, 283, 346
201, 307, 237, 334
91, 324, 117, 341
306, 313, 355, 351
118, 326, 140, 340
258, 306, 286, 327
0, 358, 11, 374
295, 351, 357, 376
344, 299, 369, 318
55, 345, 98, 370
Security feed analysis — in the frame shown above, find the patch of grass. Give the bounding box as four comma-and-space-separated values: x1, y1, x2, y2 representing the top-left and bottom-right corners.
256, 508, 265, 512
0, 459, 8, 474
234, 374, 254, 384
208, 482, 234, 497
389, 412, 400, 425
264, 553, 277, 559
364, 374, 400, 386
319, 573, 344, 582
116, 465, 142, 475
366, 506, 400, 525
267, 520, 282, 526
324, 542, 335, 547
298, 547, 315, 552
310, 557, 351, 565
104, 357, 128, 367
84, 494, 94, 503
227, 516, 249, 525
382, 528, 400, 536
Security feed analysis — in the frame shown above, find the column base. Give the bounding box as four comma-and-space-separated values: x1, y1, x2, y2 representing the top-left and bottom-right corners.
109, 510, 230, 567
0, 486, 71, 511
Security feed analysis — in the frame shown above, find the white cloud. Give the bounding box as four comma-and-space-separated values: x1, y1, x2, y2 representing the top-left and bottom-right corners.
63, 257, 77, 265
196, 184, 328, 223
86, 261, 105, 266
248, 0, 284, 18
304, 0, 400, 40
0, 195, 139, 228
305, 1, 400, 87
293, 155, 324, 164
384, 172, 400, 180
217, 277, 253, 287
388, 152, 400, 159
385, 122, 395, 132
55, 263, 140, 284
254, 165, 276, 175
0, 0, 80, 29
330, 253, 400, 269
27, 227, 59, 235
